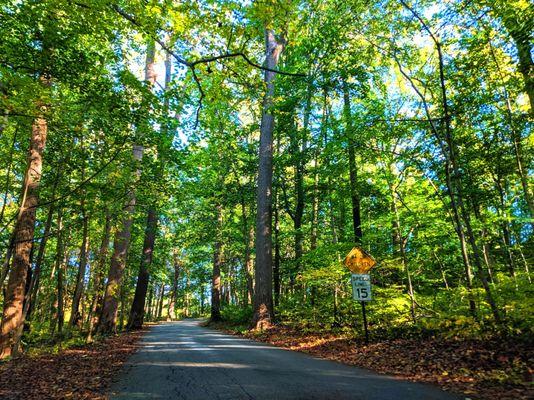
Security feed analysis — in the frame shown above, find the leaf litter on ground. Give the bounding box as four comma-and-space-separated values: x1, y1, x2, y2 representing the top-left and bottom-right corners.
0, 329, 145, 400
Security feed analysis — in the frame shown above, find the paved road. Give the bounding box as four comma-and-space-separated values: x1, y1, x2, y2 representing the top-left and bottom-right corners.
110, 320, 462, 400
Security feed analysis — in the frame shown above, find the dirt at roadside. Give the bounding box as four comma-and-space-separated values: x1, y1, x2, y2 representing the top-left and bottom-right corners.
217, 323, 533, 400
0, 329, 145, 400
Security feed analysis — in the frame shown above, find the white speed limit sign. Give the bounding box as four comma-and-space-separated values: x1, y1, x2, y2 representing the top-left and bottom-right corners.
351, 274, 371, 301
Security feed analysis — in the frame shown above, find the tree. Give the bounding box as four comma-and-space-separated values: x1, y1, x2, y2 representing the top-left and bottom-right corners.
252, 29, 286, 329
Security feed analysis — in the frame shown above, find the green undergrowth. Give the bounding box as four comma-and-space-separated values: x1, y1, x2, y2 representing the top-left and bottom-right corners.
211, 271, 533, 343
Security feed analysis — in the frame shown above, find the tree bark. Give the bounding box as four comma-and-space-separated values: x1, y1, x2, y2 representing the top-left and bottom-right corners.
49, 209, 66, 337
240, 192, 254, 306
128, 207, 157, 329
0, 85, 49, 358
273, 190, 281, 307
98, 144, 142, 334
25, 172, 60, 324
342, 79, 363, 243
99, 39, 155, 333
25, 202, 54, 324
168, 250, 181, 320
128, 39, 162, 330
310, 150, 319, 250
290, 85, 310, 285
56, 234, 65, 337
145, 284, 154, 321
252, 29, 285, 329
184, 272, 190, 317
156, 284, 165, 320
69, 201, 89, 328
87, 212, 111, 342
211, 204, 223, 322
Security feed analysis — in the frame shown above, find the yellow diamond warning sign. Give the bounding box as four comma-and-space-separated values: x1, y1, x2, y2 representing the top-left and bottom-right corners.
343, 246, 377, 274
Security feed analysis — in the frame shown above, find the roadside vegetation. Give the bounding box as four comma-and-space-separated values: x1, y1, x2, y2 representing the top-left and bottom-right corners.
0, 0, 532, 399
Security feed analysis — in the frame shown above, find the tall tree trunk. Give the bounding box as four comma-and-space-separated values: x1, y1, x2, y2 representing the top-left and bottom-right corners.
87, 212, 111, 342
240, 192, 254, 306
273, 191, 281, 307
146, 284, 154, 321
342, 79, 362, 243
69, 201, 89, 328
25, 200, 55, 324
25, 170, 61, 325
128, 40, 162, 330
168, 250, 181, 320
290, 85, 310, 285
0, 84, 49, 358
245, 226, 254, 305
99, 39, 155, 333
211, 204, 223, 322
128, 207, 157, 330
184, 273, 190, 317
252, 29, 285, 329
49, 209, 65, 337
56, 235, 66, 338
293, 151, 304, 287
98, 145, 142, 334
310, 150, 319, 250
156, 284, 165, 320
200, 285, 205, 314
321, 89, 338, 245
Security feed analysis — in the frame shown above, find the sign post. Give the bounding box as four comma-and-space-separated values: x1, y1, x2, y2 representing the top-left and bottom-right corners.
344, 247, 376, 345
351, 273, 371, 344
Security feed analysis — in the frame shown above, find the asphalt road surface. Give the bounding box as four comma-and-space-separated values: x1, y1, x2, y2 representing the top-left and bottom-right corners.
110, 319, 462, 400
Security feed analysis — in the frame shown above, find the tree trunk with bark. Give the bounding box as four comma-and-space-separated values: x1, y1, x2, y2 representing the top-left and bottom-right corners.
69, 201, 89, 328
273, 190, 281, 307
252, 29, 285, 329
98, 144, 142, 334
168, 250, 181, 320
25, 199, 55, 324
87, 213, 111, 342
342, 79, 363, 243
211, 204, 223, 322
156, 284, 165, 320
99, 39, 155, 333
0, 85, 49, 358
128, 40, 161, 330
240, 193, 254, 306
128, 207, 157, 329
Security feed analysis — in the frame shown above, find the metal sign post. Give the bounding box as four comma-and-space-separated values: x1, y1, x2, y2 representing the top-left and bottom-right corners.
344, 247, 376, 345
351, 273, 371, 344
361, 301, 369, 344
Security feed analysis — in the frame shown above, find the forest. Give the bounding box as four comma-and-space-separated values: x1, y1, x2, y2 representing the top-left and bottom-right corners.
0, 0, 532, 398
